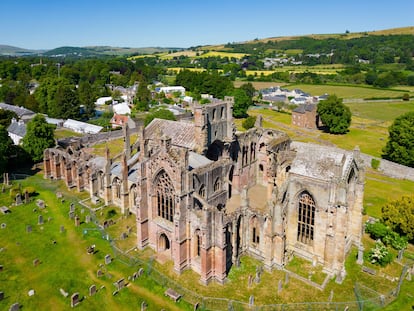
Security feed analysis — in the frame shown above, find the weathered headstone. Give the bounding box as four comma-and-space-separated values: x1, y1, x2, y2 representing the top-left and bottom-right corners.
127, 226, 132, 235
120, 232, 128, 240
193, 302, 199, 310
329, 290, 334, 302
85, 215, 91, 223
74, 215, 80, 227
278, 279, 283, 294
9, 302, 19, 311
112, 290, 118, 296
15, 193, 22, 205
36, 199, 45, 209
26, 225, 32, 233
114, 278, 125, 291
249, 295, 254, 306
103, 220, 109, 229
33, 258, 40, 266
132, 272, 138, 281
38, 215, 44, 225
87, 245, 95, 255
312, 256, 318, 267
138, 267, 144, 276
56, 192, 63, 199
248, 274, 253, 287
28, 289, 35, 296
1, 223, 6, 229
97, 269, 104, 278
141, 301, 147, 311
70, 203, 75, 212
71, 292, 80, 307
89, 284, 97, 296
24, 191, 30, 204
105, 254, 111, 265
60, 225, 65, 233
69, 211, 75, 219
397, 249, 404, 262
59, 288, 69, 297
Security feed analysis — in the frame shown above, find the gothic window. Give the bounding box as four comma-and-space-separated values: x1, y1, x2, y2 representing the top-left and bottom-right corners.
196, 233, 201, 256
297, 192, 315, 245
213, 178, 221, 192
251, 216, 260, 245
98, 172, 104, 191
199, 184, 206, 198
221, 106, 225, 119
155, 170, 175, 222
213, 108, 217, 120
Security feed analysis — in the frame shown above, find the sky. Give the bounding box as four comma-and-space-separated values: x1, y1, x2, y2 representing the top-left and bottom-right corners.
1, 0, 413, 50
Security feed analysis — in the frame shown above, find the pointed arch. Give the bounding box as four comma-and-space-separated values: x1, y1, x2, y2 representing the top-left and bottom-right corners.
297, 191, 315, 245
154, 170, 175, 222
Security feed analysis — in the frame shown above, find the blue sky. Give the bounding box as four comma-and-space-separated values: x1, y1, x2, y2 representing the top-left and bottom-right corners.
1, 0, 413, 50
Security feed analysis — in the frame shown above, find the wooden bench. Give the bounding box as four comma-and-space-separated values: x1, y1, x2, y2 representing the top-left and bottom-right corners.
164, 288, 181, 302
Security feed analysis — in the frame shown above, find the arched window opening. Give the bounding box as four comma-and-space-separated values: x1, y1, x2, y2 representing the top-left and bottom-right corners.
297, 192, 315, 245
196, 234, 201, 256
113, 177, 121, 199
251, 216, 260, 245
213, 108, 217, 120
213, 178, 221, 192
221, 106, 225, 119
199, 184, 206, 197
155, 170, 175, 222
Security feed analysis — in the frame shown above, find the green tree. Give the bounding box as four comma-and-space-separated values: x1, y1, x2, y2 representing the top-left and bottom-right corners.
134, 78, 151, 111
232, 88, 252, 118
0, 109, 18, 128
381, 195, 414, 241
144, 108, 176, 126
242, 116, 256, 130
382, 112, 414, 167
317, 95, 351, 134
0, 125, 13, 174
22, 114, 55, 162
78, 81, 96, 118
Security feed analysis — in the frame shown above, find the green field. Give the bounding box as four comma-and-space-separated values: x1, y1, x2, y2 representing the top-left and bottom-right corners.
286, 84, 411, 99
346, 101, 414, 121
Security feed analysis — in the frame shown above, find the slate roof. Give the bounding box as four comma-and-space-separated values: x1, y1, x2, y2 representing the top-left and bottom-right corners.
188, 151, 212, 169
293, 103, 316, 114
7, 120, 26, 137
145, 118, 196, 150
0, 103, 35, 118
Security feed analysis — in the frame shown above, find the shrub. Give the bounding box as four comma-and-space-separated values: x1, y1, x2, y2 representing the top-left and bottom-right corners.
369, 241, 393, 266
106, 208, 117, 219
371, 158, 380, 170
402, 93, 410, 101
242, 116, 257, 130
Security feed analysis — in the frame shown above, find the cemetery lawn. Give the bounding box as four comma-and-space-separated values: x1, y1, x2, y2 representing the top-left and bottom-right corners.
0, 174, 191, 311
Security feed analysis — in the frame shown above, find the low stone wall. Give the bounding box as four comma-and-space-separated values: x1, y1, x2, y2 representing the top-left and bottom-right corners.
360, 153, 414, 182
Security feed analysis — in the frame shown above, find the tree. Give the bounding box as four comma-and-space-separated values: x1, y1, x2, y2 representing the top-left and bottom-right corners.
78, 81, 96, 118
22, 114, 55, 162
317, 95, 351, 134
242, 116, 256, 130
144, 108, 176, 126
381, 195, 414, 241
231, 88, 252, 118
134, 77, 151, 111
382, 111, 414, 167
0, 125, 13, 174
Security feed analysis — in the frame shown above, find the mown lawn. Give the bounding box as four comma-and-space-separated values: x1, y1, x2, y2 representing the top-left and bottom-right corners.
346, 101, 414, 121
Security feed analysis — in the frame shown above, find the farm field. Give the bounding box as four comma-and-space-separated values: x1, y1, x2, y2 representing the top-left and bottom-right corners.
346, 101, 414, 121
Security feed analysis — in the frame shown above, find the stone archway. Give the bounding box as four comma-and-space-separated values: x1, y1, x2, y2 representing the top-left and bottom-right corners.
158, 233, 170, 251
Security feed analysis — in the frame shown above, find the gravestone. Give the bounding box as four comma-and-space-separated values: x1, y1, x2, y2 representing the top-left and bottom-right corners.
112, 290, 118, 296
97, 270, 104, 277
248, 274, 253, 287
114, 278, 125, 291
138, 267, 144, 276
397, 249, 404, 262
127, 226, 132, 235
56, 192, 63, 199
36, 200, 45, 209
80, 208, 84, 214
312, 256, 318, 267
254, 270, 261, 283
87, 245, 95, 255
329, 290, 334, 302
69, 211, 75, 219
74, 215, 80, 227
132, 272, 137, 281
15, 194, 22, 205
28, 289, 35, 296
105, 254, 111, 265
249, 295, 254, 306
33, 258, 40, 266
120, 232, 127, 240
103, 221, 109, 229
0, 265, 3, 271
141, 301, 147, 311
38, 215, 44, 225
89, 284, 97, 296
70, 203, 75, 212
193, 302, 199, 310
71, 292, 80, 307
85, 215, 91, 223
59, 288, 69, 297
0, 291, 4, 301
278, 279, 283, 294
25, 191, 30, 204
1, 223, 6, 229
26, 225, 32, 233
60, 225, 65, 233
9, 302, 19, 311
285, 272, 290, 285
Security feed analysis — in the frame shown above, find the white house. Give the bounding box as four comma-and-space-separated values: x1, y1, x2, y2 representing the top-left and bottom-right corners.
158, 86, 185, 96
7, 118, 26, 145
95, 96, 113, 106
112, 102, 131, 115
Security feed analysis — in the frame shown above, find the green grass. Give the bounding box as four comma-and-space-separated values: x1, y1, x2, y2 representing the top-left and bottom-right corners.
346, 101, 414, 121
286, 84, 410, 99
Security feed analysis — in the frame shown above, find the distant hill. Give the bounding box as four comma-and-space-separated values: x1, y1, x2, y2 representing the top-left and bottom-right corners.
0, 44, 45, 56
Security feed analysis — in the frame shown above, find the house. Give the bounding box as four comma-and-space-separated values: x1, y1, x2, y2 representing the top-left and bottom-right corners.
63, 119, 103, 134
0, 103, 36, 122
292, 103, 318, 129
112, 102, 131, 115
157, 86, 186, 97
110, 113, 135, 129
95, 97, 113, 106
45, 96, 364, 285
7, 118, 26, 145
